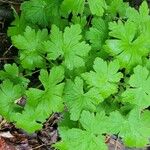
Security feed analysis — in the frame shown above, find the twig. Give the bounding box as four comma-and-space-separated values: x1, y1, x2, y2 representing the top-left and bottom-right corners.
23, 69, 41, 77
0, 33, 6, 35
3, 44, 13, 56
33, 143, 51, 150
32, 144, 46, 150
86, 15, 92, 27
36, 83, 42, 89
0, 57, 15, 60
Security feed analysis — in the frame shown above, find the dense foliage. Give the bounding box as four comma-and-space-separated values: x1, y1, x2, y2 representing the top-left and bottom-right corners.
0, 0, 150, 149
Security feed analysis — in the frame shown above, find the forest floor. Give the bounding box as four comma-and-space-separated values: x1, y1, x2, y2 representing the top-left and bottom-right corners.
0, 0, 149, 150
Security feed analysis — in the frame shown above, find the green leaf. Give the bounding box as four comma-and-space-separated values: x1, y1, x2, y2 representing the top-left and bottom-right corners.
12, 107, 43, 133
82, 57, 122, 99
13, 66, 65, 133
0, 80, 24, 121
122, 65, 150, 109
54, 141, 68, 150
56, 111, 108, 150
7, 14, 27, 37
108, 109, 150, 147
44, 24, 91, 70
105, 20, 150, 70
5, 0, 150, 148
80, 111, 108, 134
126, 1, 150, 33
144, 58, 150, 71
86, 17, 108, 49
71, 15, 87, 29
61, 0, 107, 17
58, 112, 77, 129
44, 25, 63, 60
96, 97, 121, 115
21, 0, 62, 26
61, 0, 85, 17
126, 2, 150, 48
106, 0, 129, 18
88, 0, 107, 16
64, 77, 103, 121
139, 1, 149, 17
0, 63, 29, 88
28, 66, 65, 118
12, 26, 48, 70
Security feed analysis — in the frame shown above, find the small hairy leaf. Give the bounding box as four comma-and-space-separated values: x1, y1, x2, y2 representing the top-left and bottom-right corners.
56, 111, 108, 150
4, 1, 150, 148
64, 77, 102, 121
106, 0, 129, 17
0, 80, 24, 121
61, 0, 85, 17
12, 26, 48, 70
82, 57, 123, 99
13, 66, 65, 133
7, 14, 27, 37
126, 1, 150, 31
88, 0, 107, 16
106, 20, 150, 70
71, 15, 87, 29
86, 17, 108, 49
21, 0, 62, 26
122, 65, 150, 109
44, 24, 91, 70
0, 63, 29, 88
108, 109, 150, 147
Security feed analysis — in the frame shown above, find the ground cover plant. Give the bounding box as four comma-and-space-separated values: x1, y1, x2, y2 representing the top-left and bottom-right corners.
0, 0, 150, 149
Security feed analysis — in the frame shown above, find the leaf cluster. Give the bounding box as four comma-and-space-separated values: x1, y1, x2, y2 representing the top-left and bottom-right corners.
0, 0, 149, 149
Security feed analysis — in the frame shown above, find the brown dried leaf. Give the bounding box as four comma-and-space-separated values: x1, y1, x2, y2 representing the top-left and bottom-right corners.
0, 137, 15, 150
0, 131, 14, 138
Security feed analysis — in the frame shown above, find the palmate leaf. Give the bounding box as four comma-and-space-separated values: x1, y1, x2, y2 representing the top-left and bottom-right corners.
61, 0, 85, 17
106, 0, 129, 18
58, 112, 77, 129
12, 26, 48, 70
126, 1, 150, 50
21, 0, 62, 26
12, 105, 43, 133
86, 17, 108, 50
88, 0, 107, 16
82, 57, 123, 99
71, 15, 87, 29
44, 24, 91, 70
55, 111, 108, 150
126, 1, 150, 33
7, 14, 28, 37
0, 80, 24, 121
60, 0, 107, 17
13, 66, 65, 133
64, 77, 103, 121
122, 65, 150, 109
4, 1, 150, 149
105, 20, 150, 71
0, 63, 29, 88
108, 109, 150, 147
144, 58, 150, 71
126, 1, 149, 22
